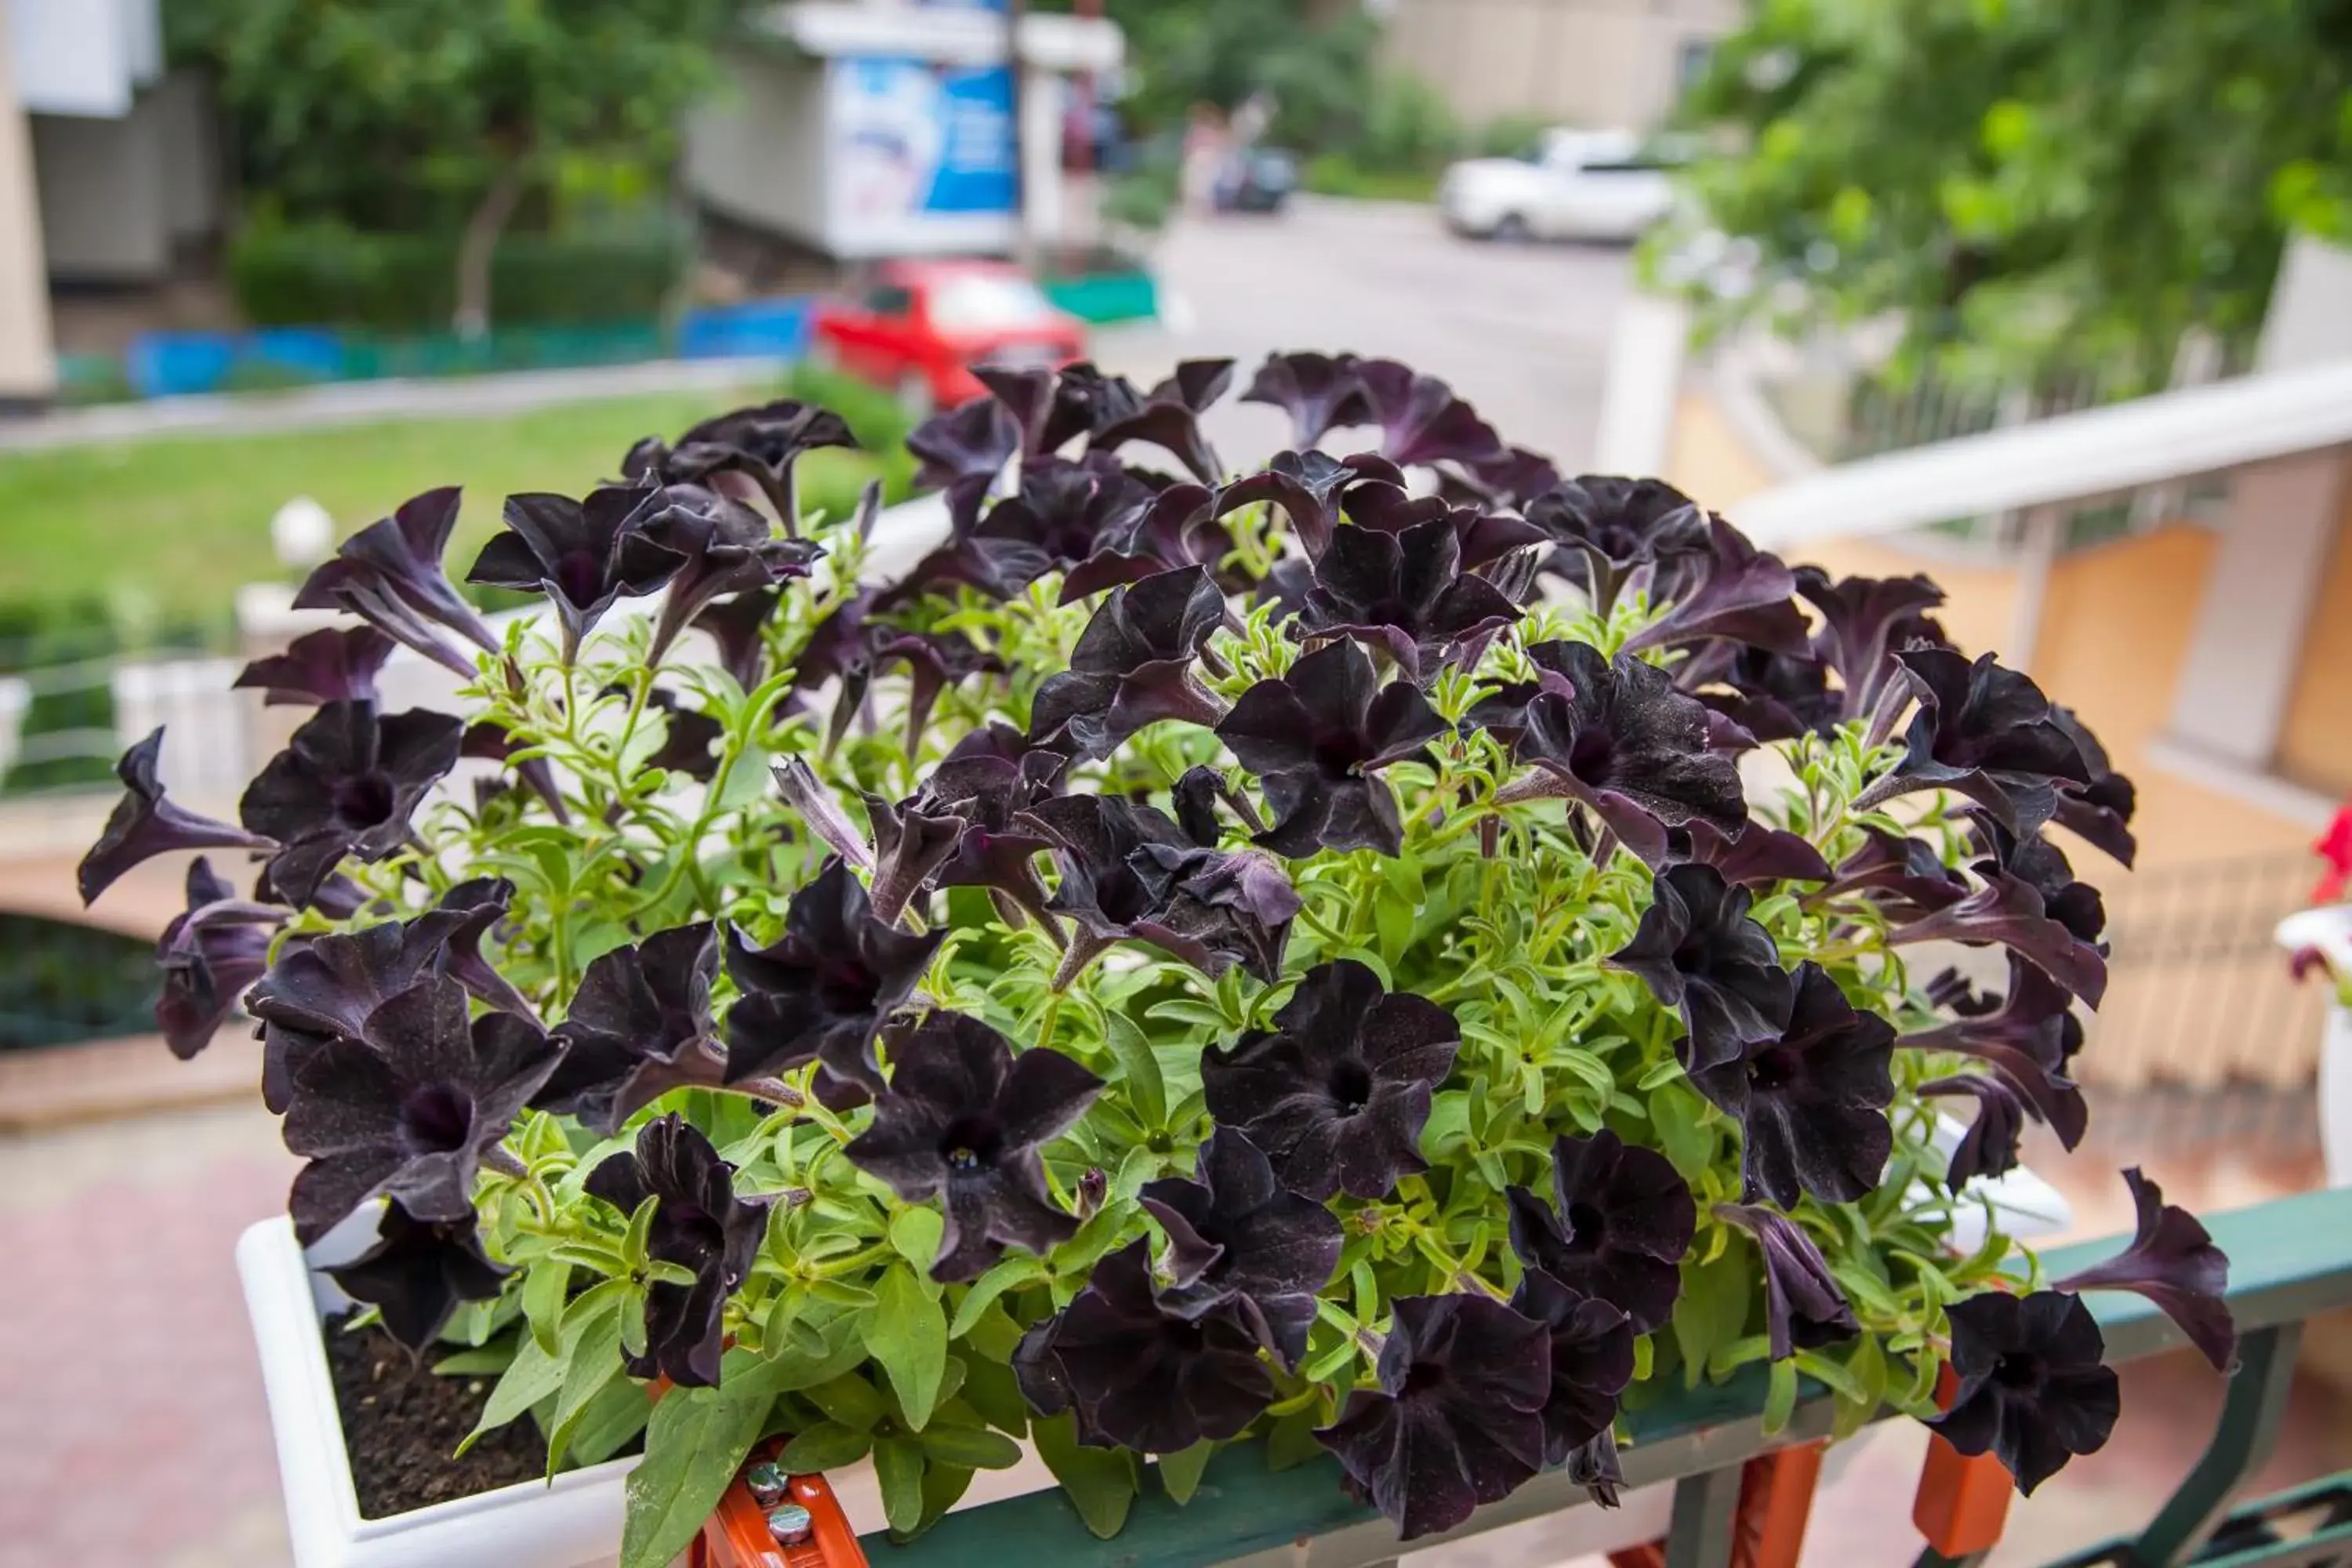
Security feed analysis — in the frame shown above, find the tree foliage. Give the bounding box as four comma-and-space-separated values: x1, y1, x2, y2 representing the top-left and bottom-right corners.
1673, 0, 2352, 388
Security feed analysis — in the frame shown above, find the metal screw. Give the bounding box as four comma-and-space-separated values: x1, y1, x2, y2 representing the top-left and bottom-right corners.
745, 1461, 788, 1508
767, 1503, 815, 1544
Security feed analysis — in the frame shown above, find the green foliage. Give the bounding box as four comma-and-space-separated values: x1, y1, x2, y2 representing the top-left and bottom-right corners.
229, 221, 691, 332
1300, 155, 1443, 205
0, 915, 158, 1051
1672, 0, 2352, 387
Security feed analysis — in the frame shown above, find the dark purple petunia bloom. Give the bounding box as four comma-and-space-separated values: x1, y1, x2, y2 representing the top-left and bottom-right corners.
292, 487, 500, 678
1298, 518, 1523, 681
1625, 517, 1810, 660
913, 725, 1067, 924
641, 691, 725, 783
586, 1113, 771, 1388
1974, 821, 2107, 948
1200, 959, 1459, 1200
1690, 642, 1841, 744
1687, 963, 1895, 1207
1216, 448, 1397, 561
1351, 359, 1504, 469
722, 859, 945, 1093
239, 702, 464, 909
833, 626, 1002, 757
537, 924, 727, 1133
1903, 953, 2089, 1149
466, 485, 688, 658
1029, 565, 1229, 760
235, 626, 398, 708
1504, 1129, 1696, 1333
1349, 490, 1548, 579
693, 585, 782, 692
321, 1200, 512, 1352
1172, 763, 1260, 848
1058, 481, 1236, 602
624, 398, 858, 535
1822, 826, 1971, 921
1316, 1292, 1551, 1540
1523, 476, 1710, 614
280, 973, 563, 1243
78, 728, 276, 906
1712, 1203, 1860, 1361
1671, 820, 1833, 887
1240, 350, 1376, 448
843, 1010, 1102, 1282
1214, 641, 1446, 858
947, 452, 1158, 598
1794, 567, 1947, 722
1510, 1268, 1635, 1465
2049, 706, 2137, 867
1921, 1073, 2034, 1185
1610, 863, 1797, 1073
1861, 648, 2093, 834
1089, 358, 1235, 483
908, 396, 1021, 536
2053, 1167, 2234, 1374
154, 858, 286, 1060
1889, 868, 2108, 1008
1476, 641, 1748, 865
1459, 445, 1563, 510
1023, 1240, 1276, 1452
636, 483, 822, 667
863, 790, 965, 928
1127, 839, 1301, 984
1931, 1290, 2118, 1495
771, 756, 875, 873
1140, 1127, 1343, 1367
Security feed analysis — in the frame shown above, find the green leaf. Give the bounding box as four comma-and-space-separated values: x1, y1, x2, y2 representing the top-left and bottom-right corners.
1033, 1411, 1136, 1538
919, 1424, 1022, 1470
890, 1207, 946, 1276
543, 1300, 627, 1476
1102, 1011, 1169, 1130
523, 1260, 572, 1356
873, 1436, 927, 1535
959, 1353, 1031, 1436
1156, 1441, 1213, 1505
618, 1377, 774, 1568
570, 1376, 655, 1468
1669, 1249, 1753, 1391
917, 1460, 976, 1536
804, 1372, 889, 1432
806, 1277, 877, 1308
622, 1195, 659, 1270
1762, 1357, 1799, 1436
949, 1254, 1044, 1340
433, 1344, 514, 1377
1649, 1083, 1716, 1178
864, 1263, 949, 1432
777, 1421, 874, 1472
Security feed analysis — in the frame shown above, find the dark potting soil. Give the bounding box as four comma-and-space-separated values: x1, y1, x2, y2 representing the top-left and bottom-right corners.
324, 1312, 546, 1519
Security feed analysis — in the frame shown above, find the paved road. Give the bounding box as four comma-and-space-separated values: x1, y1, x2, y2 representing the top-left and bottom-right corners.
1101, 194, 1636, 472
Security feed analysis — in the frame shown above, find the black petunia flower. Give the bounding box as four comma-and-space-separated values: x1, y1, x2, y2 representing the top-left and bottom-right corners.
466, 485, 688, 659
2053, 1167, 2234, 1373
1889, 867, 2108, 1008
722, 859, 944, 1093
154, 858, 286, 1060
843, 1011, 1102, 1282
239, 702, 465, 909
78, 728, 276, 906
1127, 839, 1302, 984
908, 395, 1022, 536
1029, 565, 1229, 760
1712, 1203, 1860, 1361
1974, 820, 2107, 948
915, 725, 1067, 924
1239, 350, 1376, 448
1352, 359, 1503, 469
2049, 706, 2137, 867
1504, 1128, 1696, 1333
1460, 445, 1563, 510
1510, 1267, 1635, 1465
1089, 358, 1234, 483
1610, 863, 1797, 1073
292, 487, 500, 678
1903, 954, 2089, 1151
637, 483, 822, 667
1822, 826, 1971, 921
537, 924, 727, 1133
1625, 517, 1811, 661
1298, 519, 1522, 681
1214, 640, 1446, 858
280, 973, 563, 1243
953, 452, 1158, 598
861, 790, 964, 928
641, 691, 725, 782
1921, 1073, 2034, 1185
1690, 642, 1841, 744
1024, 1240, 1276, 1452
322, 1200, 513, 1352
1523, 476, 1710, 614
1671, 820, 1833, 887
1140, 1127, 1344, 1367
1216, 448, 1395, 560
1315, 1292, 1550, 1540
1930, 1290, 2118, 1495
624, 398, 858, 533
1862, 648, 2093, 834
1058, 481, 1236, 602
1200, 959, 1458, 1200
586, 1113, 771, 1388
1477, 641, 1748, 864
1687, 963, 1895, 1207
1795, 567, 1947, 721
693, 584, 782, 691
235, 626, 398, 708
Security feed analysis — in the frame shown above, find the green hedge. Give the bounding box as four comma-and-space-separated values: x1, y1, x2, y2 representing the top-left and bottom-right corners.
230, 223, 692, 331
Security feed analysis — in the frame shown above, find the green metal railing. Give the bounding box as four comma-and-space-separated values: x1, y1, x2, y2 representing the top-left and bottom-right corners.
864, 1185, 2352, 1568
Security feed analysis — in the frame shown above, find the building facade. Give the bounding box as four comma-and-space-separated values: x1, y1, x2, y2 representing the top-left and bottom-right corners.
1378, 0, 1742, 132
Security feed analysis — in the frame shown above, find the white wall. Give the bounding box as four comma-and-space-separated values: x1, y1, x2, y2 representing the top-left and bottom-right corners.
1382, 0, 1740, 131
8, 0, 160, 118
0, 13, 54, 402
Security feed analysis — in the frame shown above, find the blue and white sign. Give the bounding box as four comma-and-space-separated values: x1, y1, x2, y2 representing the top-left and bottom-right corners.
827, 55, 1015, 252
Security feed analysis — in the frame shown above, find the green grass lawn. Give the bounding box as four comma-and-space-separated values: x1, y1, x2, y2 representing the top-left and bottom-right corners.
0, 379, 906, 630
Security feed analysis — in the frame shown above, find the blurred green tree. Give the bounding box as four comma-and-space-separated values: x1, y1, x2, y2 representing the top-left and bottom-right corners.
171, 0, 746, 337
1675, 0, 2352, 390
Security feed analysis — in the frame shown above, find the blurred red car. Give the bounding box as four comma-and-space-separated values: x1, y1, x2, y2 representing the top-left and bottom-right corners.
811, 260, 1086, 413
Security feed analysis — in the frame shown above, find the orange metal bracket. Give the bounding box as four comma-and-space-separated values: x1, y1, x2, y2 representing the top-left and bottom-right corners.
691, 1442, 869, 1568
1606, 1439, 1828, 1568
1912, 1369, 2010, 1561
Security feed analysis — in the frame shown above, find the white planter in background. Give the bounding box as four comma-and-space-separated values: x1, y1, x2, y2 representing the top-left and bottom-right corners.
2274, 907, 2352, 1187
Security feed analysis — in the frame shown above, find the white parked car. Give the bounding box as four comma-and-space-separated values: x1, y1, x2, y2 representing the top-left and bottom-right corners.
1437, 129, 1680, 243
